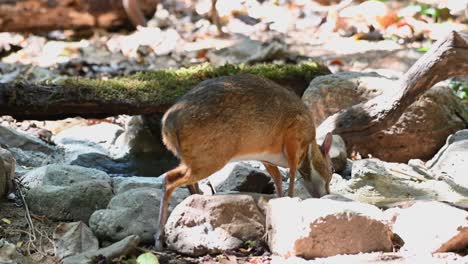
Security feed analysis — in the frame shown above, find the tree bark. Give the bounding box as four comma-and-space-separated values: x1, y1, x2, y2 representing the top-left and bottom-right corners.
0, 0, 157, 32
317, 31, 468, 142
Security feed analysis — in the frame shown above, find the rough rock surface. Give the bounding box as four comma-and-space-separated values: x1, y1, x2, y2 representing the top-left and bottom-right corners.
0, 125, 56, 167
53, 123, 123, 151
334, 158, 468, 206
23, 165, 113, 222
303, 72, 467, 162
214, 162, 275, 194
112, 176, 163, 194
0, 148, 15, 198
328, 135, 347, 173
266, 197, 393, 259
270, 252, 468, 264
426, 129, 468, 189
165, 194, 266, 256
89, 187, 189, 243
385, 201, 468, 253
22, 164, 111, 188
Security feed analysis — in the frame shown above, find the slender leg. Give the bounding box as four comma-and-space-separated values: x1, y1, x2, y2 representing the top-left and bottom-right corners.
187, 183, 201, 195
155, 165, 191, 250
263, 162, 283, 197
284, 137, 302, 198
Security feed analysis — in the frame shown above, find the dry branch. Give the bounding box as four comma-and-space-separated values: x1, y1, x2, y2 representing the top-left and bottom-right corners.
317, 31, 468, 142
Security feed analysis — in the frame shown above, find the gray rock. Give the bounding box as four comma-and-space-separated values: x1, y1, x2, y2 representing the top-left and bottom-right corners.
22, 165, 113, 222
215, 162, 275, 194
0, 125, 55, 155
53, 123, 123, 151
22, 164, 111, 189
26, 180, 113, 222
0, 148, 15, 198
266, 197, 393, 259
165, 194, 265, 256
335, 159, 468, 206
112, 176, 163, 194
89, 187, 189, 243
426, 129, 468, 189
329, 135, 347, 173
111, 115, 168, 158
207, 38, 290, 66
385, 201, 468, 253
7, 147, 55, 168
0, 125, 56, 167
304, 72, 467, 162
62, 235, 140, 264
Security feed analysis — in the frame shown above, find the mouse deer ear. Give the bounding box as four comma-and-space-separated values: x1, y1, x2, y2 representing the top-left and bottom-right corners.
320, 132, 333, 156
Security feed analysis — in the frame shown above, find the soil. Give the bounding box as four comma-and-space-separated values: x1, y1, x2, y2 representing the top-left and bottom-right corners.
0, 198, 271, 264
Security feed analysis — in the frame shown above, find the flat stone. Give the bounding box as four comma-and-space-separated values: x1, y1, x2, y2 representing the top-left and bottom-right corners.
266, 197, 393, 259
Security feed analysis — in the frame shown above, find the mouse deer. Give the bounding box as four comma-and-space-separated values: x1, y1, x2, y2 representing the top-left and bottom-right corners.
155, 74, 333, 249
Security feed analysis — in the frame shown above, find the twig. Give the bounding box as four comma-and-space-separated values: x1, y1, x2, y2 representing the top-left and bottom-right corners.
389, 168, 427, 182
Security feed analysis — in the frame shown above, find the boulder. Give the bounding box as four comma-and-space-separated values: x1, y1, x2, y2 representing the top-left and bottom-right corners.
0, 148, 15, 198
0, 125, 55, 155
111, 115, 168, 157
89, 187, 189, 244
336, 158, 468, 206
426, 129, 468, 189
270, 252, 468, 264
214, 162, 275, 194
112, 176, 163, 194
23, 165, 113, 222
0, 125, 57, 167
53, 123, 123, 151
26, 181, 113, 222
266, 198, 393, 259
165, 194, 265, 256
328, 135, 347, 173
385, 201, 468, 253
22, 164, 111, 188
303, 72, 467, 162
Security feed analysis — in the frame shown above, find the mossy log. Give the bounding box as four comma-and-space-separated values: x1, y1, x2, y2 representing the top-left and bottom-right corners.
0, 62, 331, 120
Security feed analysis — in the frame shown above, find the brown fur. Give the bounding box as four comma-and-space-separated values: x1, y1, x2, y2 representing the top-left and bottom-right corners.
155, 74, 333, 249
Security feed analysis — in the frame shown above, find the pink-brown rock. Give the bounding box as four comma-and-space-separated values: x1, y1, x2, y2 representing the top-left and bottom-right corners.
385, 201, 468, 254
165, 194, 265, 256
303, 72, 467, 162
266, 198, 394, 259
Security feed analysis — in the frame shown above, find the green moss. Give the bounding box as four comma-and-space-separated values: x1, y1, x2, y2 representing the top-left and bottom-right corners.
58, 61, 330, 105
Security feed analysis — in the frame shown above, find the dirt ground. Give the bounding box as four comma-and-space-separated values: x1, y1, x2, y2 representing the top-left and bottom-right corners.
0, 199, 272, 264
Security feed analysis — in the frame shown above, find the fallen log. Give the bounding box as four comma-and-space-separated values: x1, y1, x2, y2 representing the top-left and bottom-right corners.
0, 0, 157, 32
0, 62, 331, 120
317, 31, 468, 146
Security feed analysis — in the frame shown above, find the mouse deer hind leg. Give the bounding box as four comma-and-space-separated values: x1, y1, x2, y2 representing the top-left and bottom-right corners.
155, 164, 191, 250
